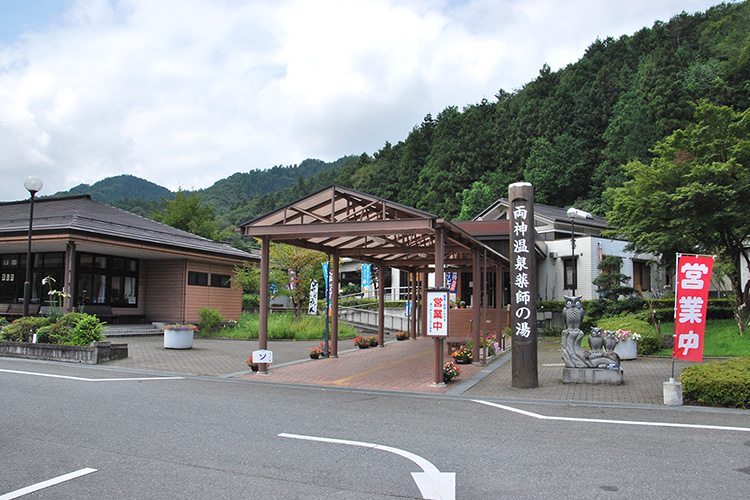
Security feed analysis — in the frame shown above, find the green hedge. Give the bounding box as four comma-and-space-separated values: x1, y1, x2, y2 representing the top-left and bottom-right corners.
2, 313, 103, 346
681, 357, 750, 409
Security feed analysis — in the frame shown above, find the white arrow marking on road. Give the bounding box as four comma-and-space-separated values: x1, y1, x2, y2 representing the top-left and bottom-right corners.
0, 467, 97, 500
0, 368, 183, 382
279, 432, 455, 500
473, 400, 750, 432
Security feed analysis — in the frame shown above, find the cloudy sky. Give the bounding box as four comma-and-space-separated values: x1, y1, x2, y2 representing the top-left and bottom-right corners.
0, 0, 724, 202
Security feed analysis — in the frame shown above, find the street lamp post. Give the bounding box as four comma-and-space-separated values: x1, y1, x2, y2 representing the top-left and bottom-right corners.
566, 207, 593, 297
23, 176, 43, 317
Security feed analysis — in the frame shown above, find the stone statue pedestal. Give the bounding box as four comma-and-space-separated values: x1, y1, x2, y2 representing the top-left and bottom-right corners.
563, 367, 624, 385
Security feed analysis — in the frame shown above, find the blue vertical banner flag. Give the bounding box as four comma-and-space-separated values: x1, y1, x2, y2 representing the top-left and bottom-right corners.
446, 272, 452, 290
322, 262, 330, 295
361, 264, 372, 292
404, 300, 412, 317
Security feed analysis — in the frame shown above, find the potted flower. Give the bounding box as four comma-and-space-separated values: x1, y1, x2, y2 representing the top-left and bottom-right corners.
395, 331, 409, 341
443, 362, 461, 383
308, 343, 324, 359
613, 329, 642, 360
368, 335, 378, 347
354, 336, 369, 349
246, 356, 259, 372
452, 345, 472, 364
162, 323, 199, 349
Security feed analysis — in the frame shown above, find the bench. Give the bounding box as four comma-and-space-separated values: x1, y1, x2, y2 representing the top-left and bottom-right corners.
2, 303, 41, 319
446, 337, 465, 355
79, 305, 114, 322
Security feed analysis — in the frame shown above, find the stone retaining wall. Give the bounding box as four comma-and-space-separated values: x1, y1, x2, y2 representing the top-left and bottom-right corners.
0, 341, 128, 364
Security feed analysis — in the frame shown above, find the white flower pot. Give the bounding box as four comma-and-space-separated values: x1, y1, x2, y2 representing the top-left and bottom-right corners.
614, 338, 637, 360
164, 329, 194, 349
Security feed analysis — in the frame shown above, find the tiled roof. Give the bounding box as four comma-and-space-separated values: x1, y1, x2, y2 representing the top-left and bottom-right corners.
0, 195, 254, 260
476, 198, 608, 230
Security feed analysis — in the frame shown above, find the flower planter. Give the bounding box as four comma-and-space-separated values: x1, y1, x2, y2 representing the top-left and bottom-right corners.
453, 357, 471, 364
614, 339, 637, 360
310, 353, 320, 359
164, 328, 194, 349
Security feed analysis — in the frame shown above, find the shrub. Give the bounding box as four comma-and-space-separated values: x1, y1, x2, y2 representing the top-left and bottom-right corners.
1, 316, 52, 342
67, 314, 104, 346
595, 315, 662, 355
5, 313, 104, 346
681, 357, 750, 409
198, 307, 224, 334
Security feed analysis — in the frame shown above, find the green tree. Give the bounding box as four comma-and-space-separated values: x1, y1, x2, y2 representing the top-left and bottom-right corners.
237, 244, 326, 320
151, 189, 220, 240
592, 255, 636, 300
605, 101, 750, 335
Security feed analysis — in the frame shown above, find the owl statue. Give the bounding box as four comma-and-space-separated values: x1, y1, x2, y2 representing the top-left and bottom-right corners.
563, 295, 584, 331
588, 327, 604, 352
603, 330, 618, 352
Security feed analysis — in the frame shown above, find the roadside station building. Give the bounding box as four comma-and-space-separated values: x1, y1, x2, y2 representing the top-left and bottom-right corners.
0, 195, 257, 323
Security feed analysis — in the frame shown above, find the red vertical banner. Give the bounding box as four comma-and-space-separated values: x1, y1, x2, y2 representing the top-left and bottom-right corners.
673, 254, 714, 362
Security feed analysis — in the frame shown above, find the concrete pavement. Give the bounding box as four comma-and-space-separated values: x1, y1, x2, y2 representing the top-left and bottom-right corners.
102, 331, 694, 405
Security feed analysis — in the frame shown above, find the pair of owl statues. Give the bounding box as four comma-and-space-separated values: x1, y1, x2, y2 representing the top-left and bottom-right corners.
563, 295, 616, 352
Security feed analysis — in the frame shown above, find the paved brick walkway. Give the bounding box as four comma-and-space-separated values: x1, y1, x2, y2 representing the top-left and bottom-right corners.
103, 333, 695, 405
240, 336, 487, 394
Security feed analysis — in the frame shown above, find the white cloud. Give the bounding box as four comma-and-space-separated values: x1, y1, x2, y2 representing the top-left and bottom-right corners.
0, 0, 723, 201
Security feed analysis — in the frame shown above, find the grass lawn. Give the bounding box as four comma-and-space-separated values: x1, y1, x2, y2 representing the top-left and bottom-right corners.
654, 319, 750, 357
200, 312, 358, 340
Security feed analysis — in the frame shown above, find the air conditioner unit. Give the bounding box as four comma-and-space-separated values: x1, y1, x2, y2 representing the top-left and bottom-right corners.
549, 252, 559, 259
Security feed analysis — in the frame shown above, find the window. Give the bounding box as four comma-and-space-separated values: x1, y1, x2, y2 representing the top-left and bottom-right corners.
633, 261, 651, 292
563, 257, 578, 290
76, 252, 139, 307
211, 274, 231, 288
0, 252, 64, 303
188, 271, 208, 286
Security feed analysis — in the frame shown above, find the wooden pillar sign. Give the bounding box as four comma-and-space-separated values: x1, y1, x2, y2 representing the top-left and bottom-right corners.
509, 182, 538, 388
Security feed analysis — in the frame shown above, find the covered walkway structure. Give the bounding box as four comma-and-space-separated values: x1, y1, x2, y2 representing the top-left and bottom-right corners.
240, 185, 509, 385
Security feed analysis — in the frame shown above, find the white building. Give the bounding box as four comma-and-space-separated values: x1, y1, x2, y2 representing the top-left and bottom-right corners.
475, 198, 663, 301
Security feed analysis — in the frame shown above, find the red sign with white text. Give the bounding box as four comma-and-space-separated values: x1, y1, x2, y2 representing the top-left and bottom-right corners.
426, 289, 449, 337
673, 255, 714, 362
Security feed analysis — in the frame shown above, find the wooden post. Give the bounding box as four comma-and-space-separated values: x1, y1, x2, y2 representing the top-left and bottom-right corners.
259, 236, 270, 374
378, 263, 385, 346
472, 249, 481, 363
410, 270, 417, 339
509, 182, 538, 388
434, 229, 445, 385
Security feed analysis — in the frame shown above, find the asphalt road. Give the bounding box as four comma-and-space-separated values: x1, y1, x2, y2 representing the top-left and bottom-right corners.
1, 357, 749, 499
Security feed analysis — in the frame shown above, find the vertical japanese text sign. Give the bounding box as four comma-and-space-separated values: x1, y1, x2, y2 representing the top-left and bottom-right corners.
674, 254, 714, 362
509, 184, 537, 345
361, 264, 372, 292
426, 288, 449, 337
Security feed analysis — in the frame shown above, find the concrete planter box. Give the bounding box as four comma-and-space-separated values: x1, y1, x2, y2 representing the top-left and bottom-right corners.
164, 329, 194, 349
614, 339, 637, 360
0, 341, 128, 364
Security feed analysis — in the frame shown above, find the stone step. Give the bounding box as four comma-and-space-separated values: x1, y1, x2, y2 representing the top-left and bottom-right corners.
103, 324, 162, 337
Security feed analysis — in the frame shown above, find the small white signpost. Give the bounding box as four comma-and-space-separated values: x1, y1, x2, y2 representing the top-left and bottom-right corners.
252, 349, 273, 364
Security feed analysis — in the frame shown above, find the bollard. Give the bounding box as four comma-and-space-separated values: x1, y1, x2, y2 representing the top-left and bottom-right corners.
663, 378, 683, 406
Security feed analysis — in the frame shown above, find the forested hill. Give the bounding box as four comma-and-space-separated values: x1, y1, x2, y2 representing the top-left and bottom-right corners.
49, 2, 750, 228
324, 1, 750, 221
51, 174, 172, 205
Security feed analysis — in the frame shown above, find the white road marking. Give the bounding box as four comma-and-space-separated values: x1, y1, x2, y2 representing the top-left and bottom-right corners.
279, 432, 455, 500
473, 400, 750, 432
0, 467, 97, 500
0, 368, 183, 382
